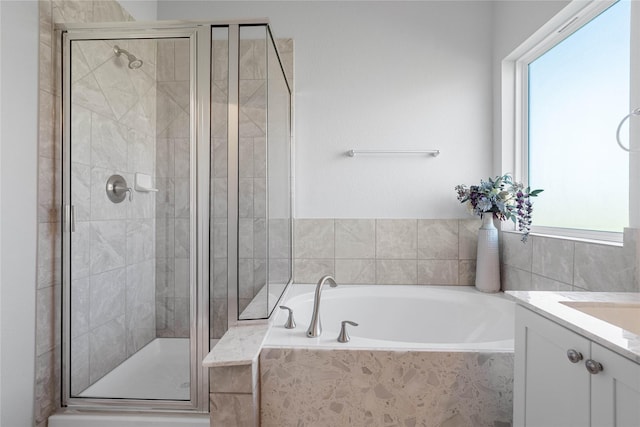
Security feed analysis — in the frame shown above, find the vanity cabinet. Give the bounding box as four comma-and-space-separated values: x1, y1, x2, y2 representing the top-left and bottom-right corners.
514, 305, 640, 427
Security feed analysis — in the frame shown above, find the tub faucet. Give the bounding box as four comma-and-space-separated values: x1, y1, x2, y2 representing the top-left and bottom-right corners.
306, 275, 338, 338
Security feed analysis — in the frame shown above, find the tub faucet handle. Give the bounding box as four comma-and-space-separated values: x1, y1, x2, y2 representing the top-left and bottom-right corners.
337, 320, 358, 343
279, 305, 296, 329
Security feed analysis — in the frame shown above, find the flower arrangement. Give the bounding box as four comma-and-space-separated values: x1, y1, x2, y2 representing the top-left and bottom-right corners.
455, 174, 543, 242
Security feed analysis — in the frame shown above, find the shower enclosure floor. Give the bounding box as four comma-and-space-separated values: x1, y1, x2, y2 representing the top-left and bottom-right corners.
79, 338, 190, 400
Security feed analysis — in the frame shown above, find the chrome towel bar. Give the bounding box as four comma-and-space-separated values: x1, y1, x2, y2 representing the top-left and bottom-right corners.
346, 149, 440, 157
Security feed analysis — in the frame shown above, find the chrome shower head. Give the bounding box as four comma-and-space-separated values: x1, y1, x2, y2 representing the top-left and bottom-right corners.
113, 45, 143, 70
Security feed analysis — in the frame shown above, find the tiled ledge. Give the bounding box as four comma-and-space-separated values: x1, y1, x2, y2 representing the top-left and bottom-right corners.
203, 324, 268, 427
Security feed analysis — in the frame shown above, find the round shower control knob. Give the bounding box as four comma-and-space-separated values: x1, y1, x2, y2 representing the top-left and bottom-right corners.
585, 359, 603, 374
566, 349, 583, 364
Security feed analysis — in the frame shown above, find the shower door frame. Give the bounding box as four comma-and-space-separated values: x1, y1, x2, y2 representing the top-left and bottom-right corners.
60, 23, 212, 412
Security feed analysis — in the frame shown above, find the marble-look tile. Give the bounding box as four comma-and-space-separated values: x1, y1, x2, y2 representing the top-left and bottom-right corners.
90, 113, 128, 170
260, 348, 514, 427
120, 95, 155, 137
376, 260, 417, 285
156, 297, 175, 337
90, 267, 125, 327
38, 155, 61, 223
71, 276, 90, 338
127, 129, 154, 175
458, 260, 477, 286
253, 177, 266, 218
335, 219, 375, 259
294, 219, 334, 259
458, 219, 481, 260
71, 162, 91, 222
158, 81, 190, 111
418, 219, 458, 260
39, 89, 57, 159
155, 257, 175, 299
269, 258, 291, 285
175, 258, 190, 299
418, 260, 459, 285
253, 137, 266, 178
35, 285, 61, 356
376, 219, 417, 259
90, 220, 126, 274
34, 346, 60, 425
212, 218, 228, 259
174, 178, 190, 219
238, 138, 254, 178
92, 1, 131, 22
211, 393, 256, 427
574, 242, 635, 291
71, 104, 91, 166
211, 298, 228, 339
294, 259, 334, 284
238, 178, 253, 218
501, 231, 532, 270
155, 218, 175, 259
71, 70, 115, 120
213, 178, 228, 218
239, 218, 254, 259
156, 40, 175, 82
173, 297, 190, 337
211, 89, 229, 139
127, 179, 155, 220
89, 315, 127, 384
126, 219, 154, 265
210, 364, 255, 394
156, 137, 173, 178
239, 259, 255, 299
239, 39, 267, 80
532, 236, 574, 284
126, 260, 155, 308
70, 333, 89, 396
500, 265, 532, 291
174, 138, 190, 178
211, 258, 228, 299
335, 259, 376, 284
174, 218, 190, 258
531, 274, 573, 291
269, 219, 291, 260
93, 57, 139, 120
202, 323, 269, 367
37, 222, 61, 289
212, 137, 228, 177
155, 177, 175, 219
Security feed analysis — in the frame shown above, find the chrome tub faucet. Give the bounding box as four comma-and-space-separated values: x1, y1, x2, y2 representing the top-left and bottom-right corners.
306, 275, 337, 338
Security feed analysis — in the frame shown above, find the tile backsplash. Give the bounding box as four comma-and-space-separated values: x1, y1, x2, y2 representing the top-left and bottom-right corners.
294, 218, 639, 293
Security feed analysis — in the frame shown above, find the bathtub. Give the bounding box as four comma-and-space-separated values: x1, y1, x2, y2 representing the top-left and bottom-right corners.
266, 284, 514, 351
261, 285, 515, 426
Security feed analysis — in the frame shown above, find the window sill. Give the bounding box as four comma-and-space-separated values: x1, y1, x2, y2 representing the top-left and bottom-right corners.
501, 229, 624, 248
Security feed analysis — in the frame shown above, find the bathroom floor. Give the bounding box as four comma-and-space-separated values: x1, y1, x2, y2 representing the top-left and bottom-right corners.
79, 338, 190, 400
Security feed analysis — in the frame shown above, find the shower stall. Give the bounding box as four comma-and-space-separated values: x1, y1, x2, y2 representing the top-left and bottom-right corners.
59, 21, 292, 413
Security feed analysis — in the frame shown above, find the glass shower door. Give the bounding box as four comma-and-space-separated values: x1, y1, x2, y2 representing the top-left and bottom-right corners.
65, 33, 194, 402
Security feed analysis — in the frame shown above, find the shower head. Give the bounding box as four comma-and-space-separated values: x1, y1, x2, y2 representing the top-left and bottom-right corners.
113, 45, 143, 70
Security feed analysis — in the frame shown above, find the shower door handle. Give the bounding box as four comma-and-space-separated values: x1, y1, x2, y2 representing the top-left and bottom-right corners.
64, 204, 76, 233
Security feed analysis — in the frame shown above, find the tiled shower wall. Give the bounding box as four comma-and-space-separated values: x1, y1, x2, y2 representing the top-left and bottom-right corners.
155, 38, 191, 338
36, 1, 138, 424
293, 218, 639, 293
69, 37, 158, 393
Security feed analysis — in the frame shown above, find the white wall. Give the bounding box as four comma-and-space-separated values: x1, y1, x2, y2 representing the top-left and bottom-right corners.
158, 1, 494, 218
119, 0, 158, 21
0, 1, 38, 426
491, 0, 571, 175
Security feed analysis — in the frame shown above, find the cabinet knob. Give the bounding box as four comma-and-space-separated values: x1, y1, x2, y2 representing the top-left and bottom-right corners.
585, 359, 603, 374
566, 349, 583, 364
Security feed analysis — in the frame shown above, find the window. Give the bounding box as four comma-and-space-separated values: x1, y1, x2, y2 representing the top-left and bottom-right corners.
512, 0, 638, 241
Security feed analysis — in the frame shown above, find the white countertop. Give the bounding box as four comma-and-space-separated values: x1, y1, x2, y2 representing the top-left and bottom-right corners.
202, 324, 269, 368
506, 291, 640, 364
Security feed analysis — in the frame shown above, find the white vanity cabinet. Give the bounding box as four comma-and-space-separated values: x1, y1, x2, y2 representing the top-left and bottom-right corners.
514, 305, 640, 427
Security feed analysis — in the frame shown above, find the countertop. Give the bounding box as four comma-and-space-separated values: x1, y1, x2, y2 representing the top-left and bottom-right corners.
506, 291, 640, 364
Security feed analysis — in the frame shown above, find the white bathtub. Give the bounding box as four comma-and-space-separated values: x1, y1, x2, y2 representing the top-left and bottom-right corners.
266, 284, 514, 351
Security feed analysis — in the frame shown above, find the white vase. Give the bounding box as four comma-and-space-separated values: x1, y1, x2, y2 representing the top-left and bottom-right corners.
475, 214, 500, 293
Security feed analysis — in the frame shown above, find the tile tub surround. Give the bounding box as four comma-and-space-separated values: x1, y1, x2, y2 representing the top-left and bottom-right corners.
260, 348, 514, 427
501, 228, 640, 293
293, 218, 481, 285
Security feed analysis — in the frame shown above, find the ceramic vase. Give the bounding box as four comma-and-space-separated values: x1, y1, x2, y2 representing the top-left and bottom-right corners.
475, 214, 500, 293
